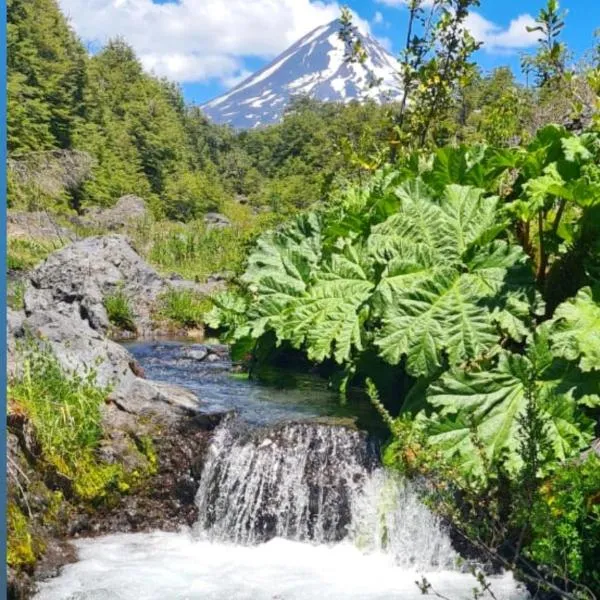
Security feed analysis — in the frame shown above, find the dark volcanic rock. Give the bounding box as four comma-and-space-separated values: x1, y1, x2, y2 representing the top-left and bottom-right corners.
83, 414, 227, 534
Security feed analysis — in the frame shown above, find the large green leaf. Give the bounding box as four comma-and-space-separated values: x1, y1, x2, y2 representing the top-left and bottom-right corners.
373, 185, 532, 376
425, 339, 597, 481
278, 244, 375, 363
376, 269, 499, 375
550, 286, 600, 372
241, 212, 322, 336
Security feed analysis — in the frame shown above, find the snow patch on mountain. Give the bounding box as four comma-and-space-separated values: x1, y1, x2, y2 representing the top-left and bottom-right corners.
201, 20, 401, 129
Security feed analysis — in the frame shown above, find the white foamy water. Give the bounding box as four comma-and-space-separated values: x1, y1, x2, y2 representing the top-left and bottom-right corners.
33, 394, 528, 600
34, 532, 526, 600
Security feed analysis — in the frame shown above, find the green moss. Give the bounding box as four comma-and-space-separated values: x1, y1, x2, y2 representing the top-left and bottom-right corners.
41, 491, 65, 527
137, 435, 158, 475
7, 503, 43, 568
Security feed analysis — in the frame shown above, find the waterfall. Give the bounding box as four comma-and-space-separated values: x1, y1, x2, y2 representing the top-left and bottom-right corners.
195, 418, 458, 570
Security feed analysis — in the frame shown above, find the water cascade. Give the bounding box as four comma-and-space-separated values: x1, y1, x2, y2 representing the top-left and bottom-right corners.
34, 343, 527, 600
196, 418, 457, 570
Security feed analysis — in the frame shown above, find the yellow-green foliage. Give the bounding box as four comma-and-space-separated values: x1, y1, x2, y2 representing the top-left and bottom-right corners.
7, 503, 42, 568
7, 238, 59, 271
8, 347, 127, 503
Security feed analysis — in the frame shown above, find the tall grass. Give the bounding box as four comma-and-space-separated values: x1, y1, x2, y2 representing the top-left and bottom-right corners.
8, 346, 128, 501
104, 287, 136, 332
157, 288, 212, 328
7, 238, 60, 271
129, 201, 281, 282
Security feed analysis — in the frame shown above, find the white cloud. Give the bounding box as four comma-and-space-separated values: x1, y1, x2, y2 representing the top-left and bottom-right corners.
373, 10, 384, 25
375, 0, 436, 7
222, 69, 253, 90
465, 13, 539, 52
373, 1, 538, 54
58, 0, 370, 84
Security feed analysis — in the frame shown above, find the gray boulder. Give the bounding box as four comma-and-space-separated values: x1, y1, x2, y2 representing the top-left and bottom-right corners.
78, 195, 148, 231
7, 210, 77, 244
203, 212, 231, 230
24, 235, 166, 336
11, 306, 202, 422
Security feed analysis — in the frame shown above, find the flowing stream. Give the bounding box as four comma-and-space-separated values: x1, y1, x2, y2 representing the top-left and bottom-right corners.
35, 342, 528, 600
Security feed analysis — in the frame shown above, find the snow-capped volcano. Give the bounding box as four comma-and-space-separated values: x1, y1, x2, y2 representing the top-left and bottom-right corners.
201, 20, 401, 129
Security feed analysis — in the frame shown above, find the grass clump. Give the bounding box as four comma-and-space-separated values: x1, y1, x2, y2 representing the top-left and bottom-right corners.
129, 201, 281, 283
7, 238, 58, 271
8, 346, 129, 503
103, 286, 136, 332
158, 288, 212, 328
147, 225, 248, 282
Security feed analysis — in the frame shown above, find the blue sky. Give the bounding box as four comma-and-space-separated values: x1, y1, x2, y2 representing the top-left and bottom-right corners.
59, 0, 600, 106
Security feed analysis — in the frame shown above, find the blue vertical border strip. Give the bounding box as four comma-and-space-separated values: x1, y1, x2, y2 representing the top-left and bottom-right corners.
0, 0, 7, 597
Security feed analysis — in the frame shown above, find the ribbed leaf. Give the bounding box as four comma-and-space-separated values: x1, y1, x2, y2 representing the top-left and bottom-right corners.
373, 186, 532, 376
426, 344, 596, 480
550, 286, 600, 372
279, 245, 375, 363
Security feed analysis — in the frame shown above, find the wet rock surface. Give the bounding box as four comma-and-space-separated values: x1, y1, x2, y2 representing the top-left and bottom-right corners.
6, 237, 230, 599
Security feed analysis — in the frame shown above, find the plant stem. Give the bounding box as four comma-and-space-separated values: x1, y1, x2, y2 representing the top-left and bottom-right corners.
537, 210, 547, 287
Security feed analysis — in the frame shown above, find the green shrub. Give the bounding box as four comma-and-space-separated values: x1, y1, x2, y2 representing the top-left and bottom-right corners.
528, 455, 600, 593
158, 288, 212, 328
103, 287, 136, 332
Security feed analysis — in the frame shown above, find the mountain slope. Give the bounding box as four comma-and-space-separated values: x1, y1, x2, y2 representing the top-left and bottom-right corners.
202, 20, 401, 129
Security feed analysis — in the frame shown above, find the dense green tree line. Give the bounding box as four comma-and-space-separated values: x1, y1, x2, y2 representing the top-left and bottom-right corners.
7, 0, 563, 222
7, 0, 228, 217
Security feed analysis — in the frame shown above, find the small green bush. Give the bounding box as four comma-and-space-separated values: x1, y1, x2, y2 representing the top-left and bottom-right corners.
158, 288, 212, 328
528, 455, 600, 594
103, 287, 136, 332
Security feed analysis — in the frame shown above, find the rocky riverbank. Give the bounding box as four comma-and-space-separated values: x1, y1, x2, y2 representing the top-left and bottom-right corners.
6, 234, 228, 599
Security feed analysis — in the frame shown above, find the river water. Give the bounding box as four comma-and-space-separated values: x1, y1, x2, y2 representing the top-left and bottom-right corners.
34, 342, 528, 600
